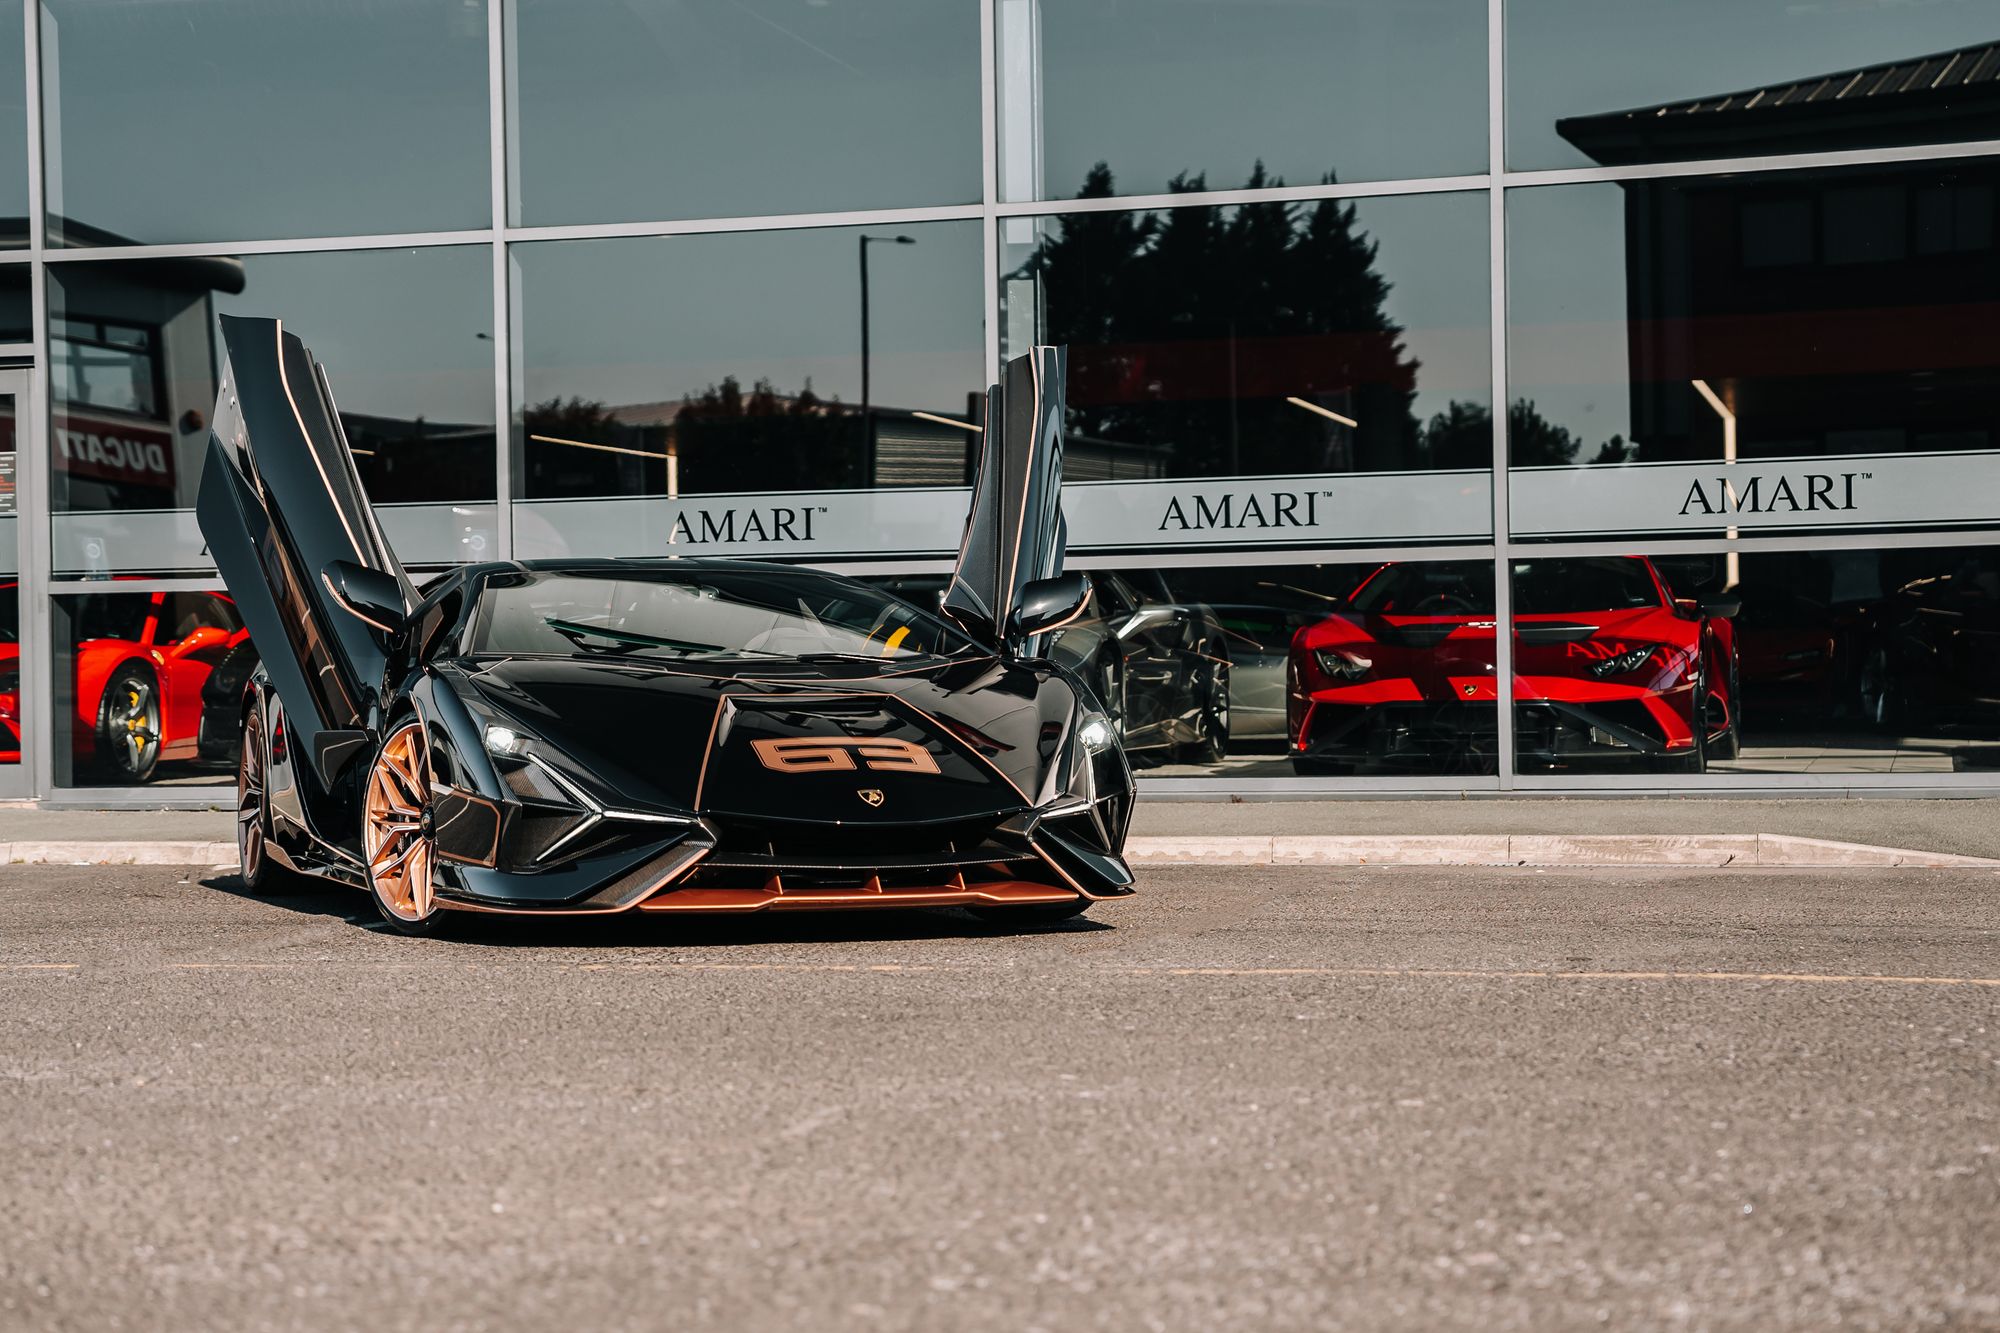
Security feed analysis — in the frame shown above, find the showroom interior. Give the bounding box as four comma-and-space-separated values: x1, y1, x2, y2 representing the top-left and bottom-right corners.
0, 0, 1997, 803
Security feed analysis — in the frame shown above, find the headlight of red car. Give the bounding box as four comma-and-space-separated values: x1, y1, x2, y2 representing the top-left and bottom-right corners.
1312, 648, 1373, 681
0, 665, 18, 721
1588, 644, 1682, 679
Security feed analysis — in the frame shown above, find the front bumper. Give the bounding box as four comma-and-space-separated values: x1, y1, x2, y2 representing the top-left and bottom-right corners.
1294, 678, 1699, 770
430, 800, 1134, 917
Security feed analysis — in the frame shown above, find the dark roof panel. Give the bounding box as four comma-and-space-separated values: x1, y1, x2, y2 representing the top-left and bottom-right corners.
1557, 40, 2000, 165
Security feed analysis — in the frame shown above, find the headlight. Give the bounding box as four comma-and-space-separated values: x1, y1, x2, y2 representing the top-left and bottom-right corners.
1313, 648, 1372, 681
483, 723, 529, 756
1590, 645, 1663, 678
1077, 714, 1117, 751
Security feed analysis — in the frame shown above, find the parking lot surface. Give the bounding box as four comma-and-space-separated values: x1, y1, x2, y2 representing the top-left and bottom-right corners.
3, 864, 1997, 1330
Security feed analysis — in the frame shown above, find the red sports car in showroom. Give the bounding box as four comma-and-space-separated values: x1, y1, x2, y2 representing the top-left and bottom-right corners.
0, 583, 250, 781
1287, 557, 1740, 774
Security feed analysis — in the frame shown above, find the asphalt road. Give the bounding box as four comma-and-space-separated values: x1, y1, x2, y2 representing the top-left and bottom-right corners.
3, 865, 1997, 1332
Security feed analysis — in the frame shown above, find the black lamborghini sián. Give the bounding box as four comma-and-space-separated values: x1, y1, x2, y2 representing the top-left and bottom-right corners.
197, 316, 1134, 934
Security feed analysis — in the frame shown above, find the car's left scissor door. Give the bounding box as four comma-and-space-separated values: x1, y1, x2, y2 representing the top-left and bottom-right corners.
195, 315, 417, 782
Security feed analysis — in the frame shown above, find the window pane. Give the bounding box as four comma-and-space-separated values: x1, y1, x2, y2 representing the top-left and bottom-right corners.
1000, 191, 1493, 548
49, 246, 497, 577
510, 0, 980, 227
42, 0, 489, 246
1509, 546, 2000, 777
1508, 0, 2000, 171
511, 222, 985, 561
0, 264, 27, 341
1506, 160, 2000, 544
1003, 0, 1486, 203
868, 560, 1429, 778
52, 586, 245, 788
1266, 557, 1501, 776
0, 11, 24, 248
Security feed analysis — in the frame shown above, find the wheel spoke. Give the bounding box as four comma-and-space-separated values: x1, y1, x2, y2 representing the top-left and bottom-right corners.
372, 838, 414, 877
407, 843, 432, 918
386, 749, 422, 800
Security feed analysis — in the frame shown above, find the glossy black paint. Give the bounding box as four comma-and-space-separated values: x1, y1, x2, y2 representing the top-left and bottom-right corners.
873, 569, 1231, 765
197, 315, 415, 784
197, 322, 1134, 916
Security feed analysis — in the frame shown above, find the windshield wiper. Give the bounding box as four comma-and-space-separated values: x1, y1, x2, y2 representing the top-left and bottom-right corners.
542, 617, 724, 657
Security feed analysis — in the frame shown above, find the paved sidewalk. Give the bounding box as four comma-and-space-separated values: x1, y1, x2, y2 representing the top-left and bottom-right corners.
4, 797, 2000, 869
1135, 797, 2000, 860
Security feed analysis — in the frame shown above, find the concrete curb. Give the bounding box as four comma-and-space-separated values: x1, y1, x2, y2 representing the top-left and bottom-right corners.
1127, 833, 2000, 869
3, 833, 1997, 870
2, 840, 241, 867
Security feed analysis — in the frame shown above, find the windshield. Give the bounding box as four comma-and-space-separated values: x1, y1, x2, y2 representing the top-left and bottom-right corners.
464, 566, 980, 663
1349, 558, 1664, 617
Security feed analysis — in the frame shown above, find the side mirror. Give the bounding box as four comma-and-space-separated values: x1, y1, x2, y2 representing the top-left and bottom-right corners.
1697, 593, 1743, 620
1012, 572, 1092, 640
323, 559, 409, 636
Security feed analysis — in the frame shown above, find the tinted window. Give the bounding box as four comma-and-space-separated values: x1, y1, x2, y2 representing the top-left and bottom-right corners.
1507, 160, 2000, 542
69, 593, 154, 643
1009, 0, 1485, 202
1000, 191, 1493, 492
467, 568, 977, 662
1508, 0, 2000, 171
1349, 562, 1495, 616
49, 246, 496, 576
1513, 559, 1664, 614
511, 0, 978, 226
42, 0, 488, 246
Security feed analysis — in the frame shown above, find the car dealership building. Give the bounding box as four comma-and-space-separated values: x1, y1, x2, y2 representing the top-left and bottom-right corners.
1, 0, 1997, 804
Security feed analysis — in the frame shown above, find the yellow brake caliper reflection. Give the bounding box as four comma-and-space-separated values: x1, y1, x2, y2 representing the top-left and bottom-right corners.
881, 626, 910, 656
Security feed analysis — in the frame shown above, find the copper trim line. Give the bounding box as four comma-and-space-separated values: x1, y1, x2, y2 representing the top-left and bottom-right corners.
271, 320, 371, 566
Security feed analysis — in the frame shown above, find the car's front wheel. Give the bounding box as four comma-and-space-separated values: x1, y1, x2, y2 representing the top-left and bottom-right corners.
363, 720, 449, 936
1177, 659, 1231, 765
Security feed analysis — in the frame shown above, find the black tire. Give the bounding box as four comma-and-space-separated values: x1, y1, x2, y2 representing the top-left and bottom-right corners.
199, 642, 261, 764
236, 702, 303, 894
966, 900, 1092, 926
1178, 659, 1231, 764
1708, 693, 1742, 761
1702, 648, 1743, 761
1857, 645, 1905, 729
95, 660, 162, 783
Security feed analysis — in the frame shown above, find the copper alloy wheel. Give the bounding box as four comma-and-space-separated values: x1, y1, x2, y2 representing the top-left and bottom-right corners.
364, 721, 437, 924
237, 707, 266, 882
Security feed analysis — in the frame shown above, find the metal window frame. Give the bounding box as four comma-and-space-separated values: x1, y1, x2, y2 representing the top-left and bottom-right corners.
10, 0, 2000, 803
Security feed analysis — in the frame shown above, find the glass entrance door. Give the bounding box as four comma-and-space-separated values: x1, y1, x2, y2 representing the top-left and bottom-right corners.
0, 370, 30, 798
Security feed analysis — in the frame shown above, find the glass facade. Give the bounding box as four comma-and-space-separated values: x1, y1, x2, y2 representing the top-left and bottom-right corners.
1, 0, 1995, 800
